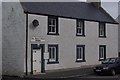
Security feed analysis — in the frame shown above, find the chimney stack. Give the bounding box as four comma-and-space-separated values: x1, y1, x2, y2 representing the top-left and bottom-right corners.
87, 0, 101, 8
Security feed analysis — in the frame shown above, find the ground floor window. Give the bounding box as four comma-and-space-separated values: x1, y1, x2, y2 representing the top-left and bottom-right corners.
76, 45, 85, 62
99, 45, 106, 61
48, 44, 59, 64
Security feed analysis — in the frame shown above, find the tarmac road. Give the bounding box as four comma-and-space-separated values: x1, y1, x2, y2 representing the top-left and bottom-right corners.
76, 73, 120, 80
2, 74, 120, 80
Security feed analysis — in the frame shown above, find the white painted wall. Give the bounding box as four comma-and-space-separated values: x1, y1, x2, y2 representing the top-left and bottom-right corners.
2, 2, 26, 77
28, 14, 118, 72
118, 2, 120, 53
0, 1, 2, 79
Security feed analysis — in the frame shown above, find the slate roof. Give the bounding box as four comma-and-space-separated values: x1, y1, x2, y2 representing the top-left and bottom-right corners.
21, 2, 118, 24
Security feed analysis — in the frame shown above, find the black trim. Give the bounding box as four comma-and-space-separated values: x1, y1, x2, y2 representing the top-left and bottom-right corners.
47, 33, 59, 35
47, 16, 59, 35
47, 44, 59, 64
76, 45, 86, 62
76, 35, 85, 37
25, 12, 118, 24
99, 22, 106, 38
31, 44, 45, 74
99, 45, 106, 61
31, 44, 33, 74
99, 36, 107, 38
76, 19, 85, 37
41, 44, 45, 73
47, 61, 59, 64
119, 52, 120, 57
25, 13, 28, 75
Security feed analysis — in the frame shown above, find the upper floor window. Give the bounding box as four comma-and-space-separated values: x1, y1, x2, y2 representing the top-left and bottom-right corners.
76, 20, 85, 36
48, 44, 59, 64
99, 45, 106, 61
76, 45, 85, 62
47, 16, 59, 35
99, 22, 106, 38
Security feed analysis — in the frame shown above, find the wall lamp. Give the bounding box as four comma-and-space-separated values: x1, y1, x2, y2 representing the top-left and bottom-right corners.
32, 19, 39, 27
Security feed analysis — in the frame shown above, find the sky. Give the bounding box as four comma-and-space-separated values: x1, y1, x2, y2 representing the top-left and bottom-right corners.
102, 2, 118, 19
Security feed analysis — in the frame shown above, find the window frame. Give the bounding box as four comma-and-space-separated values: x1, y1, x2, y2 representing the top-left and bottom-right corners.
47, 16, 59, 35
99, 45, 106, 61
47, 44, 59, 64
76, 19, 85, 36
76, 45, 86, 62
99, 22, 106, 38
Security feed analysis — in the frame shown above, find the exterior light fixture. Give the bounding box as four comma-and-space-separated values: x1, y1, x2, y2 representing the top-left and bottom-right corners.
32, 19, 39, 27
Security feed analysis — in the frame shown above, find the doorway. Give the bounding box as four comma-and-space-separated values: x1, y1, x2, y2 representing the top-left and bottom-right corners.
33, 49, 41, 74
31, 44, 45, 75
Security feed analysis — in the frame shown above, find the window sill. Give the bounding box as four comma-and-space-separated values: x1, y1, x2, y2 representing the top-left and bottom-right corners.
76, 60, 86, 62
99, 59, 106, 61
47, 33, 59, 36
47, 61, 59, 64
99, 36, 106, 38
76, 34, 85, 37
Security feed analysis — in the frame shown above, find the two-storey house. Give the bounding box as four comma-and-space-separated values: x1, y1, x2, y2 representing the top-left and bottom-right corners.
2, 2, 118, 77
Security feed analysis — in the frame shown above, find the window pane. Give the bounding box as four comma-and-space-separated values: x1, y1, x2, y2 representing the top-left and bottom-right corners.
51, 26, 56, 32
49, 48, 52, 58
77, 20, 84, 35
77, 46, 84, 60
53, 19, 56, 25
99, 23, 105, 37
99, 46, 106, 60
48, 45, 58, 63
77, 48, 79, 59
78, 21, 81, 27
78, 28, 82, 34
52, 47, 55, 59
48, 19, 52, 25
48, 16, 58, 34
79, 48, 81, 59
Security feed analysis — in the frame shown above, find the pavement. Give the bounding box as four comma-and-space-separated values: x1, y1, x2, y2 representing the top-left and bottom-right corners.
2, 67, 120, 80
26, 67, 93, 79
2, 67, 93, 80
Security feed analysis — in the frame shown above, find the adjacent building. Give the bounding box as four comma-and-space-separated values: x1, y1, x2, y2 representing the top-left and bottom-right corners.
118, 1, 120, 57
2, 2, 118, 77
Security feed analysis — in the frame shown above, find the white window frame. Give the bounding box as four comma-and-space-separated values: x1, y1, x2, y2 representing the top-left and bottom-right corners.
49, 46, 56, 62
49, 18, 56, 34
99, 45, 106, 60
77, 47, 83, 60
48, 44, 59, 64
100, 47, 104, 59
99, 23, 106, 37
76, 45, 85, 62
76, 20, 84, 36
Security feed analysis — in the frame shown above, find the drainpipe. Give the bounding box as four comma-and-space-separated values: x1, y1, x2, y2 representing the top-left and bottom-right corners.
25, 13, 28, 75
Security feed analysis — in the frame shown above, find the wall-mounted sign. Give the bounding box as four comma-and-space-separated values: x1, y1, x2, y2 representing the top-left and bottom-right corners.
44, 52, 49, 60
31, 37, 45, 42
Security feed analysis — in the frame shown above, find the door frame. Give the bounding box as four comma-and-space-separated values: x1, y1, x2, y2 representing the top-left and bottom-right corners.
31, 44, 45, 74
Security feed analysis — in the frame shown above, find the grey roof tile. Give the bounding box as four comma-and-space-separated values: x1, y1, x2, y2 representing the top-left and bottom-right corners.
21, 2, 118, 24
